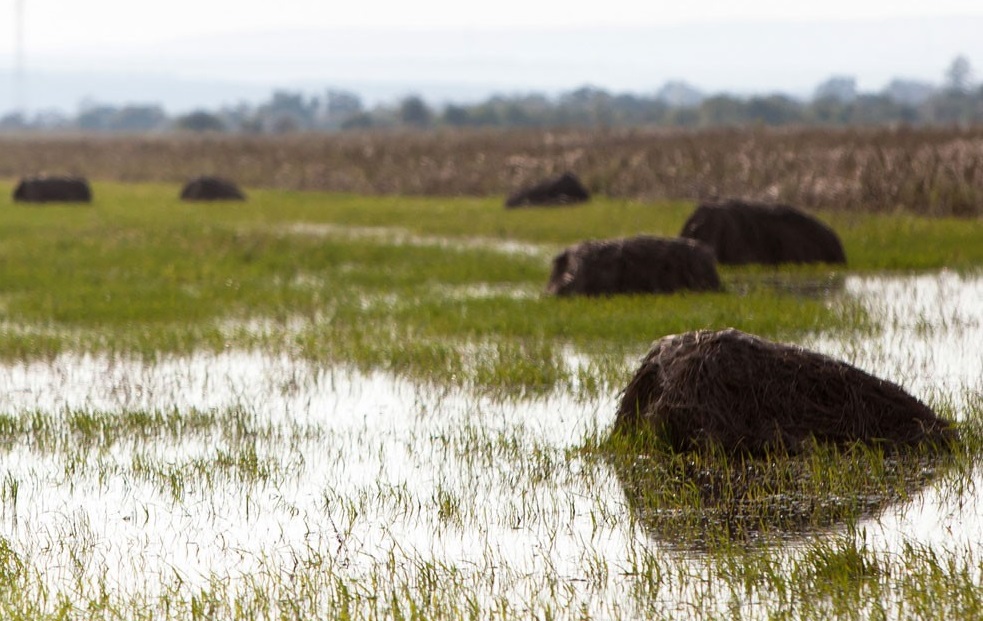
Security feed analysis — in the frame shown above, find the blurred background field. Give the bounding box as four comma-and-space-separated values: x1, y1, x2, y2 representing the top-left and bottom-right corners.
3, 126, 983, 216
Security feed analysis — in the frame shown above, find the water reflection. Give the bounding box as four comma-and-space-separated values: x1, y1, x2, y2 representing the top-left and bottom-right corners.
606, 443, 952, 550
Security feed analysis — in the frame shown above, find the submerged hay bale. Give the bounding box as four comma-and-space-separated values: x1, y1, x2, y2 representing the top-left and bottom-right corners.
680, 199, 846, 265
616, 329, 953, 454
180, 176, 246, 201
505, 171, 590, 208
13, 176, 92, 203
547, 235, 721, 296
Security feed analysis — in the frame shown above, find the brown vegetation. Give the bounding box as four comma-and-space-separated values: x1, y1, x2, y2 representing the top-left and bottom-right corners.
1, 126, 983, 215
680, 199, 847, 265
546, 235, 720, 296
616, 328, 954, 454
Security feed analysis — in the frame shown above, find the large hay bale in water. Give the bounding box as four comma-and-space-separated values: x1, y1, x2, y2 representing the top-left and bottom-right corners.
180, 176, 246, 201
616, 329, 952, 453
505, 172, 589, 208
680, 200, 846, 265
13, 176, 92, 203
547, 235, 721, 296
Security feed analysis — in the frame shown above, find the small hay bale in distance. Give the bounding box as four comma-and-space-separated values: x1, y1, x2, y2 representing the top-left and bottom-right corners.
180, 176, 246, 201
616, 328, 953, 454
13, 175, 92, 203
680, 199, 846, 265
547, 235, 721, 296
505, 171, 590, 208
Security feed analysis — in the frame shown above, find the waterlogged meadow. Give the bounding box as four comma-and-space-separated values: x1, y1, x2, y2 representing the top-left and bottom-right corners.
0, 180, 982, 618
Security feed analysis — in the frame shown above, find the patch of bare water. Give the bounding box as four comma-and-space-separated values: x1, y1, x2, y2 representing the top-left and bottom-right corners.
281, 222, 553, 259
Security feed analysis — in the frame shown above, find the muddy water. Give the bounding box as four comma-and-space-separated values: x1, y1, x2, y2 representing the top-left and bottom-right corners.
0, 270, 979, 613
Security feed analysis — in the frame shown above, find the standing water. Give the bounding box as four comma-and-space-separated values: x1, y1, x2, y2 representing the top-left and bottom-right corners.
0, 270, 979, 618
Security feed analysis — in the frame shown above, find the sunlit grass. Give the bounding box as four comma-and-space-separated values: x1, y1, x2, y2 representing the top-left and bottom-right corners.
0, 180, 978, 399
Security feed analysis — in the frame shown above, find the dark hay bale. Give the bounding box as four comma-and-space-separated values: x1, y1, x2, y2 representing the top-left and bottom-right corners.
616, 328, 953, 454
547, 235, 721, 296
680, 199, 846, 265
505, 171, 590, 208
13, 176, 92, 203
180, 176, 246, 201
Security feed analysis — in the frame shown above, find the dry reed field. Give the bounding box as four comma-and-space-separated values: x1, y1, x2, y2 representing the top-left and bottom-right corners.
2, 125, 983, 216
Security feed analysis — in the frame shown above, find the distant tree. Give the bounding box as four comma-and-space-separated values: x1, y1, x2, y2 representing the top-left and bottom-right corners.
77, 106, 117, 131
340, 112, 375, 130
562, 85, 609, 106
465, 103, 501, 127
613, 93, 669, 125
945, 55, 973, 93
442, 104, 471, 126
398, 95, 433, 128
744, 95, 803, 125
269, 114, 301, 134
0, 112, 28, 130
257, 91, 317, 130
503, 102, 537, 127
847, 94, 912, 125
808, 97, 849, 125
325, 89, 363, 127
667, 106, 700, 127
882, 79, 937, 106
113, 105, 166, 132
814, 76, 857, 103
174, 110, 226, 132
699, 95, 746, 126
655, 81, 704, 108
921, 90, 980, 125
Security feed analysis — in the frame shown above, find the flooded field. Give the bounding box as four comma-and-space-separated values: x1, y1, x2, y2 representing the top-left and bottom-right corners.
0, 270, 980, 618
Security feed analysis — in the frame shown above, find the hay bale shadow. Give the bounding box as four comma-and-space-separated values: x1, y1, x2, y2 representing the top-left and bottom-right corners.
13, 176, 92, 203
680, 199, 846, 265
603, 429, 950, 548
547, 235, 721, 296
505, 171, 590, 208
180, 176, 246, 201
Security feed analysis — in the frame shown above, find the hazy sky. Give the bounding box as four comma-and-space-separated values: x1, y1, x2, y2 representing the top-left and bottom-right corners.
4, 1, 983, 112
12, 0, 983, 47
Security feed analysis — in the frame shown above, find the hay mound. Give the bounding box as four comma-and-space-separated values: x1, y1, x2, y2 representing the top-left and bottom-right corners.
505, 172, 589, 208
616, 329, 952, 453
680, 199, 846, 265
547, 235, 721, 296
180, 176, 246, 201
13, 176, 92, 203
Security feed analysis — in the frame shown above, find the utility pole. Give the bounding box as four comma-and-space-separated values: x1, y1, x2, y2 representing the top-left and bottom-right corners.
13, 0, 25, 116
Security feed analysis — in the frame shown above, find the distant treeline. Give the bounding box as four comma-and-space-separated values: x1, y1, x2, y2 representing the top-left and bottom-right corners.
2, 57, 981, 133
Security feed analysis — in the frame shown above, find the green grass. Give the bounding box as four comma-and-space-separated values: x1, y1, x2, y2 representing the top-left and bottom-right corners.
4, 179, 980, 395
